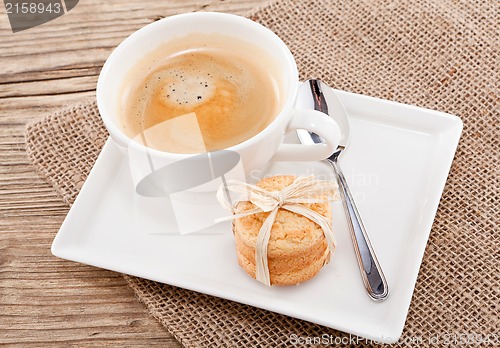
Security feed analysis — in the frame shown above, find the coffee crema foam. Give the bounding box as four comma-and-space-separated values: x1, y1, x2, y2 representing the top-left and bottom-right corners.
120, 34, 282, 153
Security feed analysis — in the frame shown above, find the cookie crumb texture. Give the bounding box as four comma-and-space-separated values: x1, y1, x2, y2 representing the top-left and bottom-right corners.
233, 175, 334, 285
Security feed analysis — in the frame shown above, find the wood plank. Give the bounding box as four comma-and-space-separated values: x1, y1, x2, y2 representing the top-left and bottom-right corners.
0, 92, 97, 124
0, 66, 101, 85
0, 0, 259, 80
0, 75, 98, 98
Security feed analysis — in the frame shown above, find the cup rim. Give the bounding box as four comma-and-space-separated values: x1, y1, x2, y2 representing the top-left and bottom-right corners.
96, 12, 299, 158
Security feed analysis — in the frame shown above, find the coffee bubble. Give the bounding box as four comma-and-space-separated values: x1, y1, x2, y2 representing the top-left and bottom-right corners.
159, 73, 216, 108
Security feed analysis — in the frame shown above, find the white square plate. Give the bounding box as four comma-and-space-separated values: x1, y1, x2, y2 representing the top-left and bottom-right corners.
52, 90, 462, 343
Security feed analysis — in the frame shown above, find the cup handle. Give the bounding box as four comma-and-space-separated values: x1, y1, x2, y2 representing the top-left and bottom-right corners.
272, 109, 341, 161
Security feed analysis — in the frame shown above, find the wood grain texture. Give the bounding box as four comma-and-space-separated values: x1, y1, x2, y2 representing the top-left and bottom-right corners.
0, 0, 264, 346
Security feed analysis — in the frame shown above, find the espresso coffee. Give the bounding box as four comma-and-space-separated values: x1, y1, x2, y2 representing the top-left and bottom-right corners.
120, 34, 281, 153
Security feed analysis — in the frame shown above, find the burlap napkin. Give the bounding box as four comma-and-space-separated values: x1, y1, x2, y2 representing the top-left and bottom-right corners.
25, 0, 498, 346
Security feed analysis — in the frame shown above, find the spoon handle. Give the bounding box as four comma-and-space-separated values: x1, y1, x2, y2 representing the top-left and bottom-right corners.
328, 158, 389, 301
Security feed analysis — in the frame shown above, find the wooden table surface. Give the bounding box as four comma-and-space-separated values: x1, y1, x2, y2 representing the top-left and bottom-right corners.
0, 1, 263, 346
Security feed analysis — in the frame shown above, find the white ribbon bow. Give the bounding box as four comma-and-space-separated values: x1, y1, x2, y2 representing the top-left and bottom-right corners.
216, 175, 338, 286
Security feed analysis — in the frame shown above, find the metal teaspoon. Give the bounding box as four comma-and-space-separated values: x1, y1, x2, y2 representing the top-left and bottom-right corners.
297, 79, 389, 301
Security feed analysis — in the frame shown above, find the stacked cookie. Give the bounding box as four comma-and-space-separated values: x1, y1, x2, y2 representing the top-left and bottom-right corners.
233, 175, 334, 285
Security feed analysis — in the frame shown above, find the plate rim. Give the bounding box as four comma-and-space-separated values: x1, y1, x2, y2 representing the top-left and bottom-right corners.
52, 90, 463, 344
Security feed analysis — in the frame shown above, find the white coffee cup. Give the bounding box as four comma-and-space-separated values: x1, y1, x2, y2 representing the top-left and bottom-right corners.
97, 12, 340, 193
